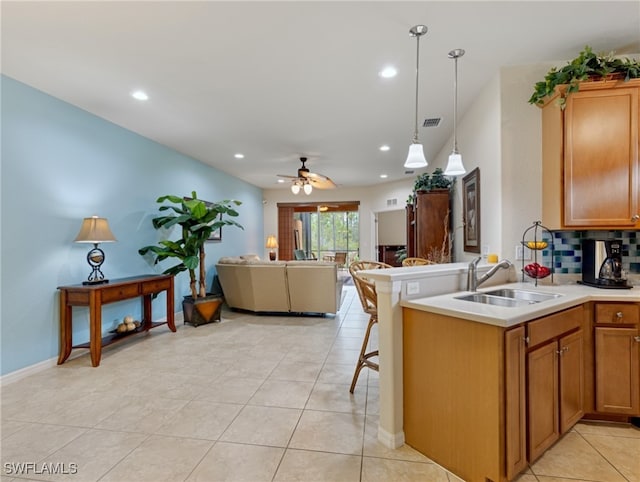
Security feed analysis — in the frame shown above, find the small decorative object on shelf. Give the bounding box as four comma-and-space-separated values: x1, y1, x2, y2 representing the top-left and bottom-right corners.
521, 221, 554, 286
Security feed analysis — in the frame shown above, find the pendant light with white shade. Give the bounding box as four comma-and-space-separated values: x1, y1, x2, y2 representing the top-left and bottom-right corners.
404, 25, 428, 169
444, 48, 466, 176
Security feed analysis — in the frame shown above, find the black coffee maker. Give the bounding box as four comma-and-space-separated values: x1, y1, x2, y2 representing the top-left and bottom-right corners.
581, 239, 631, 289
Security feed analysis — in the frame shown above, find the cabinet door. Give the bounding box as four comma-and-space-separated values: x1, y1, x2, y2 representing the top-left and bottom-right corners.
505, 326, 527, 479
414, 191, 450, 260
528, 341, 559, 462
559, 330, 584, 433
595, 326, 640, 414
563, 86, 639, 227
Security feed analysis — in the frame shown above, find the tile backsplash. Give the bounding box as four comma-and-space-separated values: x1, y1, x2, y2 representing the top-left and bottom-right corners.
534, 230, 640, 274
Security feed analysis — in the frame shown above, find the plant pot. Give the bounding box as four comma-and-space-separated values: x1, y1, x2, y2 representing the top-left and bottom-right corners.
182, 294, 223, 327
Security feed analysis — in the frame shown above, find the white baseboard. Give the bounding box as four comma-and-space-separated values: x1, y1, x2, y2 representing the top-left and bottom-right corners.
1, 356, 59, 386
1, 312, 182, 386
378, 426, 405, 449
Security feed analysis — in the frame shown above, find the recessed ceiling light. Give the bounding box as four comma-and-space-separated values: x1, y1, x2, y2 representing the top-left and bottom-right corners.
131, 90, 148, 101
379, 145, 390, 152
380, 174, 388, 179
234, 153, 245, 159
379, 66, 397, 78
277, 179, 285, 183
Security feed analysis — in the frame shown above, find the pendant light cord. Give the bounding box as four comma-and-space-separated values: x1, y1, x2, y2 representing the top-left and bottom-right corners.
453, 55, 458, 153
413, 33, 421, 143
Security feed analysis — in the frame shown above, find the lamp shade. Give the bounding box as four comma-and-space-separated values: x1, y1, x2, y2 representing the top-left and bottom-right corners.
303, 183, 313, 195
444, 152, 466, 176
265, 235, 278, 249
74, 216, 117, 243
291, 183, 300, 194
404, 143, 428, 169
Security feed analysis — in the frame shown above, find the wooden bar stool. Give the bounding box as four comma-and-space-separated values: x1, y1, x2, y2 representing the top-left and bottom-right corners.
402, 257, 434, 266
348, 260, 391, 393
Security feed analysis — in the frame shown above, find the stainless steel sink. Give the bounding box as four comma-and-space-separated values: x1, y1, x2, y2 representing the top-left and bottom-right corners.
455, 288, 562, 308
483, 288, 562, 303
455, 293, 531, 307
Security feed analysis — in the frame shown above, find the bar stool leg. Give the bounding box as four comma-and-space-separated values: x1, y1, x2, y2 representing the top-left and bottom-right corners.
349, 315, 379, 393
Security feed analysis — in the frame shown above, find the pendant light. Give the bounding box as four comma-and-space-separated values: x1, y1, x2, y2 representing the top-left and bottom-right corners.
404, 25, 428, 169
444, 48, 466, 176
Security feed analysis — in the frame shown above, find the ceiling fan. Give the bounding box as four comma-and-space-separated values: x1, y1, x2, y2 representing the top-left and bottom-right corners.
277, 157, 337, 194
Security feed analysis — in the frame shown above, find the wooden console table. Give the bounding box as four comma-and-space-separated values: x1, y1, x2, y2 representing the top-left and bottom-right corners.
57, 274, 175, 367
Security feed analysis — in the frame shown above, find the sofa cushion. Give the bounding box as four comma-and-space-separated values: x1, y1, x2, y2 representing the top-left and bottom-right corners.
240, 254, 261, 261
286, 260, 336, 267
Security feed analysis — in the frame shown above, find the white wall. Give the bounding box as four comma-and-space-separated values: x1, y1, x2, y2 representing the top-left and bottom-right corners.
262, 178, 413, 261
500, 63, 557, 260
427, 63, 557, 264
377, 210, 406, 246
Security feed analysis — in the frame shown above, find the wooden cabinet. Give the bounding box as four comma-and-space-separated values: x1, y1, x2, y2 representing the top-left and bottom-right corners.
541, 79, 640, 229
405, 190, 450, 260
505, 326, 527, 480
527, 307, 584, 462
377, 245, 403, 267
593, 302, 640, 415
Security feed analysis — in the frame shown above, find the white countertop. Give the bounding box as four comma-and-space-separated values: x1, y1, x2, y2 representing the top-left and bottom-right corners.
401, 281, 640, 328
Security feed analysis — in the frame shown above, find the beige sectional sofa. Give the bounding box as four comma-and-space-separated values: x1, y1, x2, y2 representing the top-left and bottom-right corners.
215, 255, 344, 314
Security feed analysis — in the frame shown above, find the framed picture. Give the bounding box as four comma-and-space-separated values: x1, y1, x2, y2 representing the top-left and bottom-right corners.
462, 168, 480, 253
183, 197, 222, 242
208, 213, 222, 241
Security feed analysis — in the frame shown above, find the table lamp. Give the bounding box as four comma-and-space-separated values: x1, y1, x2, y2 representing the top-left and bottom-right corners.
266, 235, 278, 261
74, 216, 117, 285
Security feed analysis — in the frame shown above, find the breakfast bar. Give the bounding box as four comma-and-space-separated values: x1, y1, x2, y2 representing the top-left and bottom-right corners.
361, 263, 640, 482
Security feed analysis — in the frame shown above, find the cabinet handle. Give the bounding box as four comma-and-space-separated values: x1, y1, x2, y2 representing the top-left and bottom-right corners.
523, 336, 530, 345
563, 346, 569, 352
634, 336, 640, 343
556, 349, 563, 355
632, 214, 640, 221
616, 312, 624, 320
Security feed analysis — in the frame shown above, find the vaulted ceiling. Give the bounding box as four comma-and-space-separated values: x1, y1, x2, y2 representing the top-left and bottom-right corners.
3, 1, 639, 189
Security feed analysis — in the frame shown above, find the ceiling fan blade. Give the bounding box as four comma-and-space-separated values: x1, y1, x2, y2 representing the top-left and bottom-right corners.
307, 175, 337, 189
277, 174, 300, 179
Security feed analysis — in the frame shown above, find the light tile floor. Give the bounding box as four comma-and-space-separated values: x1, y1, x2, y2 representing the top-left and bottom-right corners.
1, 285, 638, 481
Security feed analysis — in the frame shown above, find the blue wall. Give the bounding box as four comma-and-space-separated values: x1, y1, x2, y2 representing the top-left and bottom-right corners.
1, 76, 263, 375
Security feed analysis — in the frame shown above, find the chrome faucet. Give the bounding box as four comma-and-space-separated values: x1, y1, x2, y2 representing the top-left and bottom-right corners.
467, 256, 512, 291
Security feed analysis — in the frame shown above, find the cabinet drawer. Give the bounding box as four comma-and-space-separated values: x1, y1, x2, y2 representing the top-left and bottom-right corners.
141, 278, 171, 295
101, 284, 140, 303
528, 306, 582, 347
595, 303, 639, 325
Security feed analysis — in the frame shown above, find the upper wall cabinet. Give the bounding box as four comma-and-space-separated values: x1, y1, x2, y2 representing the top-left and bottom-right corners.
541, 79, 640, 229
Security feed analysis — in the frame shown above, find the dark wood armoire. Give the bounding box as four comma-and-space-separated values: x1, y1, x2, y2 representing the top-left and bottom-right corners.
405, 190, 451, 261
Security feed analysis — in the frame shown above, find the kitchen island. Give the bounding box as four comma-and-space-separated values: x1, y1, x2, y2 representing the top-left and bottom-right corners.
361, 264, 639, 482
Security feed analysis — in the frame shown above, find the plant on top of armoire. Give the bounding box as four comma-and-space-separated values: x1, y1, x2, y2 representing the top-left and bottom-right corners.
413, 168, 453, 193
139, 192, 242, 326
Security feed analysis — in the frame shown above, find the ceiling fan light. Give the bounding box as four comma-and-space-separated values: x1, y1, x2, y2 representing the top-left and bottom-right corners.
291, 183, 300, 194
444, 152, 466, 176
303, 183, 313, 195
404, 143, 428, 169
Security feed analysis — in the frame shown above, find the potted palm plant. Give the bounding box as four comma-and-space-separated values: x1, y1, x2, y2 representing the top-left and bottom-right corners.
139, 192, 243, 326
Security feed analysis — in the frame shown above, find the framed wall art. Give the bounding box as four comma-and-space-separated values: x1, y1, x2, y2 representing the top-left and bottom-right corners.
462, 167, 480, 253
208, 213, 222, 241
